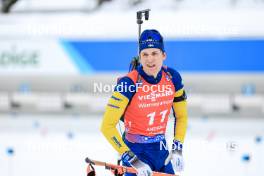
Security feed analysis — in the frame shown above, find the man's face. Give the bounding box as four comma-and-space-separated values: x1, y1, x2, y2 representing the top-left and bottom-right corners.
140, 48, 166, 77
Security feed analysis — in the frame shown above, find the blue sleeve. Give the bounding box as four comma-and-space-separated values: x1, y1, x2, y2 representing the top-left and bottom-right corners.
114, 76, 136, 101
167, 67, 184, 91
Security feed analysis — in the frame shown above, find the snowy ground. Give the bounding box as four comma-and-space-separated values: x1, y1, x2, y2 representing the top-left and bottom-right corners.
0, 114, 263, 176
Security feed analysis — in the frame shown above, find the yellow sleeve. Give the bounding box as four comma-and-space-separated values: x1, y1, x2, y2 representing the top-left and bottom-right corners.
100, 91, 130, 155
173, 88, 188, 143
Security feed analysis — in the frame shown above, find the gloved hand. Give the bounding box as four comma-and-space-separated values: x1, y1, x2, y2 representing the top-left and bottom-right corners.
122, 151, 152, 176
164, 140, 184, 172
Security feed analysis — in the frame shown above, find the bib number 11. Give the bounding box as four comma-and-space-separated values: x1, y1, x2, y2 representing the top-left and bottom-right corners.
147, 109, 168, 126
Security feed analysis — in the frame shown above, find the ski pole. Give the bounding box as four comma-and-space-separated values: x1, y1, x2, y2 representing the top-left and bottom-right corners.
85, 157, 179, 176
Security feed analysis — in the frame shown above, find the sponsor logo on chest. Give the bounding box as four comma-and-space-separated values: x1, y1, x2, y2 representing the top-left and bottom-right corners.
138, 89, 173, 102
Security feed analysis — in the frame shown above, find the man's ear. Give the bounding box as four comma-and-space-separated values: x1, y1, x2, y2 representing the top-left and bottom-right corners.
162, 52, 167, 61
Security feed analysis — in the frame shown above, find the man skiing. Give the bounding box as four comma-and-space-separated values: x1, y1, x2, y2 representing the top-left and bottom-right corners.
101, 29, 188, 176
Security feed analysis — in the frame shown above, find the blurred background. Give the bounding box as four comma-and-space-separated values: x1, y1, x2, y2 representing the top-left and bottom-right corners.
0, 0, 264, 176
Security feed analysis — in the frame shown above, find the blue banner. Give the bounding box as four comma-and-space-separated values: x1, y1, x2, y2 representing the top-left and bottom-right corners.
61, 39, 264, 73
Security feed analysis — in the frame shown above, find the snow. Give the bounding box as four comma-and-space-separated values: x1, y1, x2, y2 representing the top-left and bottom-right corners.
0, 114, 263, 176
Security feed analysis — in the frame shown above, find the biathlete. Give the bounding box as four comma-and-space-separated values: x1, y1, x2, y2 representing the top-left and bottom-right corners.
101, 29, 188, 176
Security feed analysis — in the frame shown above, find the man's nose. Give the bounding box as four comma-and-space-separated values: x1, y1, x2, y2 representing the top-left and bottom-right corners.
146, 55, 155, 62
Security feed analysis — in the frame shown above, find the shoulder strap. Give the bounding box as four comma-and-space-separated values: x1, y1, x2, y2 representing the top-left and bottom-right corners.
136, 73, 142, 84
116, 70, 139, 84
162, 65, 173, 80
